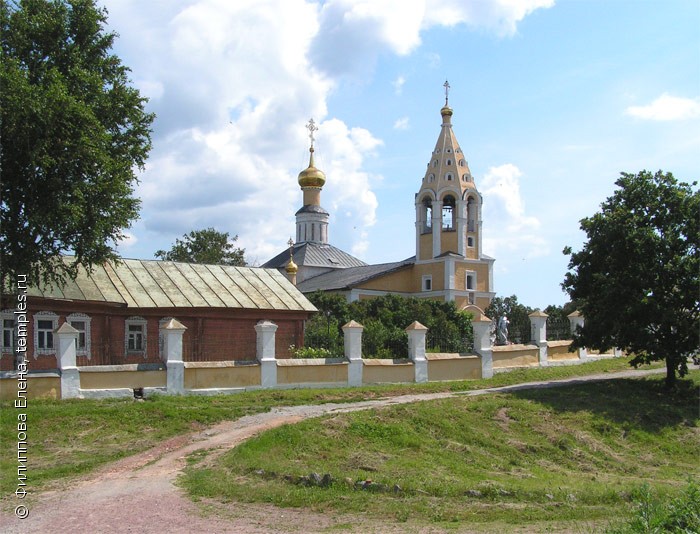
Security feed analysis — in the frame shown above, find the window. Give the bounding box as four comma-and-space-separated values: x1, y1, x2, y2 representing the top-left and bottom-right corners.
125, 317, 147, 354
459, 159, 466, 167
422, 275, 433, 291
428, 173, 435, 183
433, 160, 438, 167
446, 159, 452, 166
466, 271, 476, 290
446, 148, 452, 153
67, 313, 91, 357
446, 173, 453, 181
467, 236, 474, 247
34, 312, 58, 354
2, 316, 15, 351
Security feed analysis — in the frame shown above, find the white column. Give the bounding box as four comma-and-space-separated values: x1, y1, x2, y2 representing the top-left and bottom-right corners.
472, 314, 493, 379
56, 323, 80, 399
432, 199, 442, 258
255, 320, 278, 387
456, 199, 466, 256
568, 311, 588, 360
343, 320, 364, 386
161, 318, 186, 394
529, 311, 548, 366
406, 321, 428, 383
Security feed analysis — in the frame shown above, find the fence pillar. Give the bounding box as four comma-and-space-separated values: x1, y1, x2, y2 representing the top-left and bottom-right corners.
255, 320, 278, 387
529, 311, 549, 366
472, 312, 493, 379
568, 311, 588, 360
406, 321, 428, 383
343, 320, 364, 386
161, 318, 186, 394
56, 323, 80, 399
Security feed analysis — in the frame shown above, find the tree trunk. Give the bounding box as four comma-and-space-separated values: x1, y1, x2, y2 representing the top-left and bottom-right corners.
665, 356, 677, 389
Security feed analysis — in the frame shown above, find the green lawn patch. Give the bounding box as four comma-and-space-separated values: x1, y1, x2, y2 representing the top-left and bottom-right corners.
180, 372, 699, 530
0, 357, 666, 497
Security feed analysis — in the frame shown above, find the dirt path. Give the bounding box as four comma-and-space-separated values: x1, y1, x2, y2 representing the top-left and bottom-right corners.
0, 368, 667, 533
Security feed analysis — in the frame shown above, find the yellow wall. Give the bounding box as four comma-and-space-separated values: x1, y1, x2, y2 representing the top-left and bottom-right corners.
547, 341, 579, 361
0, 376, 60, 400
441, 230, 459, 254
414, 262, 444, 290
426, 354, 481, 381
358, 266, 416, 292
454, 262, 491, 292
184, 363, 261, 389
277, 359, 348, 384
362, 360, 414, 384
80, 370, 166, 389
419, 233, 432, 261
492, 345, 539, 369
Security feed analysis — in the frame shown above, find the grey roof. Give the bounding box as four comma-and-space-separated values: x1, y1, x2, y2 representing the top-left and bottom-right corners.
262, 242, 367, 270
295, 205, 329, 215
297, 258, 415, 293
27, 257, 317, 312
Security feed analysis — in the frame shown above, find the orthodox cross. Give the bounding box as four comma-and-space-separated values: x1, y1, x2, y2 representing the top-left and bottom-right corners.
306, 118, 318, 149
287, 238, 294, 260
443, 80, 450, 106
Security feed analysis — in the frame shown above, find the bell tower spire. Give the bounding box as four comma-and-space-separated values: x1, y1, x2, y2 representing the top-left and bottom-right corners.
295, 118, 330, 244
415, 82, 483, 261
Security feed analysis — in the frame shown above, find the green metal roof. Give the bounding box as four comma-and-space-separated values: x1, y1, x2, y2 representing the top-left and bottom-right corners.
27, 258, 317, 312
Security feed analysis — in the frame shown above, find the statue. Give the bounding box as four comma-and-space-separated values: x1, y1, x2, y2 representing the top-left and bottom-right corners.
496, 315, 509, 345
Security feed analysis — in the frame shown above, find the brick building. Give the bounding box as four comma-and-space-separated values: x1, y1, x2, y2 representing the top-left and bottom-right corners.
0, 258, 316, 372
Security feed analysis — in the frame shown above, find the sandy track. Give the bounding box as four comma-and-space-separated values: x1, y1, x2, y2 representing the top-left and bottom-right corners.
0, 369, 666, 533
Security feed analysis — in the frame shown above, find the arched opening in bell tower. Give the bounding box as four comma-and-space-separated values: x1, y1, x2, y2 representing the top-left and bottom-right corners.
442, 195, 456, 231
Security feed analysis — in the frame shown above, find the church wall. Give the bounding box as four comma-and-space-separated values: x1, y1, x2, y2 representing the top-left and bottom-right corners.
355, 267, 416, 292
413, 263, 445, 291
454, 263, 491, 292
441, 230, 459, 255
418, 233, 432, 261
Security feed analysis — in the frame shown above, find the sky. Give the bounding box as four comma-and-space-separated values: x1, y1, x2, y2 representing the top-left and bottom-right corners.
101, 0, 700, 309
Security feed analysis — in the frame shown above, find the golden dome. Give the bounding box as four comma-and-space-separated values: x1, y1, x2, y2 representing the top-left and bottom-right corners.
441, 105, 453, 118
298, 148, 326, 188
285, 258, 298, 274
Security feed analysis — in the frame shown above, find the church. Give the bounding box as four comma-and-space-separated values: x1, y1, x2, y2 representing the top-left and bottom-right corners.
263, 85, 495, 312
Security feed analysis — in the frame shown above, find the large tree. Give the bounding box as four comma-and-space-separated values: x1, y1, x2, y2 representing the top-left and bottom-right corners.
155, 228, 246, 266
1, 0, 154, 290
563, 170, 699, 387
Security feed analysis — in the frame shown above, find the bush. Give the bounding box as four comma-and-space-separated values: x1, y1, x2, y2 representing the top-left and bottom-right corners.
288, 345, 336, 359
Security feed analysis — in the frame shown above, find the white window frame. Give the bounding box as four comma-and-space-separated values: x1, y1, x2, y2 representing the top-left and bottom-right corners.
1, 310, 16, 352
466, 271, 477, 291
34, 311, 58, 356
422, 275, 433, 292
467, 236, 475, 248
125, 316, 147, 355
67, 313, 91, 358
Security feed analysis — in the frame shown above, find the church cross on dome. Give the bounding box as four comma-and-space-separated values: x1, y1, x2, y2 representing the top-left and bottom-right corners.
306, 118, 318, 149
443, 80, 450, 106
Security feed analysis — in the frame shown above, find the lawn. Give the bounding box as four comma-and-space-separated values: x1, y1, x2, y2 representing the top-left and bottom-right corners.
0, 357, 672, 498
180, 372, 699, 531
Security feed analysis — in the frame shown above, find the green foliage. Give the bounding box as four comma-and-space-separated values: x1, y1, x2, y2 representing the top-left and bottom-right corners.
608, 481, 700, 533
563, 170, 700, 387
1, 0, 154, 289
288, 344, 336, 359
305, 292, 473, 358
154, 227, 246, 266
486, 294, 534, 343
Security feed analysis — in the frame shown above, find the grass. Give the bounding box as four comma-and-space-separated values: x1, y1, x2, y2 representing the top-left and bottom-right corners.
180, 372, 699, 531
0, 356, 666, 497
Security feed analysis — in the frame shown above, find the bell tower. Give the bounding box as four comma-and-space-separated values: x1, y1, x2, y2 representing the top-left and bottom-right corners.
415, 81, 483, 262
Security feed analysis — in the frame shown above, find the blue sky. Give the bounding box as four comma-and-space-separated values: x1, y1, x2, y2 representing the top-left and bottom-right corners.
102, 0, 700, 309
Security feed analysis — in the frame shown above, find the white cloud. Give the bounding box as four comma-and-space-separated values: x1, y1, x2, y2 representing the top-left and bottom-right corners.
626, 93, 700, 121
480, 164, 548, 261
99, 0, 551, 264
393, 75, 406, 94
393, 117, 410, 130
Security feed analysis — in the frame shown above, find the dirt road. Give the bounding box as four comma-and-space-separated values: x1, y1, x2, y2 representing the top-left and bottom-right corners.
0, 369, 666, 533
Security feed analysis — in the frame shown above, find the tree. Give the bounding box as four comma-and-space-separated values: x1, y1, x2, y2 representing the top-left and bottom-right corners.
485, 295, 533, 343
155, 228, 246, 266
1, 0, 154, 290
562, 170, 699, 387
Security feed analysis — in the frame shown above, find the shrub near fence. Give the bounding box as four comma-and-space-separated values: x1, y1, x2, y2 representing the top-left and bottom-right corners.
546, 316, 571, 341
